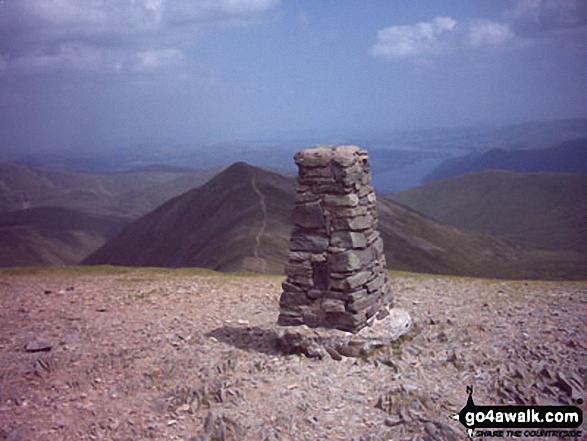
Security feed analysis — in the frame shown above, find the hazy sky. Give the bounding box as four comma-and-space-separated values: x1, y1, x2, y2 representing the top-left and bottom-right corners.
1, 0, 587, 154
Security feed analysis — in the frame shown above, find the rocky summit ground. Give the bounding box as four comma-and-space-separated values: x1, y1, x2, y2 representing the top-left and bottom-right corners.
0, 267, 585, 441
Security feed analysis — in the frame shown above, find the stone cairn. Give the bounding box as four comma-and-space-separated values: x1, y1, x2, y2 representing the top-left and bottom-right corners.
277, 145, 393, 334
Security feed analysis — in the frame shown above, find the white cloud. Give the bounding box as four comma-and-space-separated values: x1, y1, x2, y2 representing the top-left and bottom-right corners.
135, 48, 184, 71
371, 16, 457, 59
469, 21, 514, 46
0, 0, 280, 75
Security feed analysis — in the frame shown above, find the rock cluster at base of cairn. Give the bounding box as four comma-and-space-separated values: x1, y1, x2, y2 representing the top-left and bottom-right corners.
277, 145, 393, 334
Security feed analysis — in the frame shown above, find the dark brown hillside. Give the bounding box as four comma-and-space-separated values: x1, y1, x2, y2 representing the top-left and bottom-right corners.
85, 163, 587, 279
84, 163, 296, 273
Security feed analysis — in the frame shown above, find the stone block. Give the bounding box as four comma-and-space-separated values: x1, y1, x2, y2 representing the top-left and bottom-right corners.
280, 290, 311, 307
307, 289, 327, 300
313, 184, 353, 195
347, 292, 378, 313
324, 289, 367, 303
282, 280, 303, 293
329, 206, 369, 218
323, 193, 359, 207
321, 298, 346, 313
366, 273, 387, 293
331, 214, 374, 231
285, 261, 312, 278
328, 247, 374, 273
277, 308, 304, 326
358, 184, 375, 198
301, 166, 333, 179
292, 200, 325, 229
329, 270, 372, 290
325, 311, 366, 333
327, 250, 362, 272
330, 231, 367, 249
290, 232, 329, 253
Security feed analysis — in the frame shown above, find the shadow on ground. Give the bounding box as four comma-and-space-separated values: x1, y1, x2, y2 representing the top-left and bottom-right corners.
206, 326, 281, 356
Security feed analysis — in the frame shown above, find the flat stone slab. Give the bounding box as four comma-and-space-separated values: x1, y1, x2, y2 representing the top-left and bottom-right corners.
275, 308, 411, 360
24, 340, 53, 353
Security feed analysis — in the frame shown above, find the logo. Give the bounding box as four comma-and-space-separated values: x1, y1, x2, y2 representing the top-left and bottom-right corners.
451, 386, 583, 438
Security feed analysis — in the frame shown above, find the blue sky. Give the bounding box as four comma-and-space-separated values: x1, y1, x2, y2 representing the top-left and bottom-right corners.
1, 0, 586, 154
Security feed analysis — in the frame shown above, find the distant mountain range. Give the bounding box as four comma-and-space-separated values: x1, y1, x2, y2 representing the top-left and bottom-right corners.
84, 163, 587, 280
424, 138, 587, 182
0, 163, 223, 265
390, 170, 587, 253
0, 162, 224, 218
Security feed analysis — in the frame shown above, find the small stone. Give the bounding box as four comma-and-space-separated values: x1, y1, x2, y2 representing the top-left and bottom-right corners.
384, 416, 402, 427
24, 340, 52, 353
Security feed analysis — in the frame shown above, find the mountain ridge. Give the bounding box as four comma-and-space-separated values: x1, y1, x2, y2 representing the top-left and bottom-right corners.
424, 138, 587, 182
85, 163, 587, 280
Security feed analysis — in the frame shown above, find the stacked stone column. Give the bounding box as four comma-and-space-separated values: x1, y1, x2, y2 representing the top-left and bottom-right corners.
277, 145, 392, 333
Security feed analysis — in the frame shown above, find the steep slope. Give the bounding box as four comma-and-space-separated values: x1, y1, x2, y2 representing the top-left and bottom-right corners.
390, 170, 587, 253
0, 207, 129, 267
424, 138, 587, 182
85, 163, 587, 279
84, 163, 296, 273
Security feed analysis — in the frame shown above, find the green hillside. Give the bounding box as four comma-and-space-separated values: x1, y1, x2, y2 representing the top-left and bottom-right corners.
390, 170, 587, 253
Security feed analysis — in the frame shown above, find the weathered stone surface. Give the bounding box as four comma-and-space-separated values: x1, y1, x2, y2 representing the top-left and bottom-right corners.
331, 214, 374, 231
300, 166, 333, 179
330, 231, 367, 249
327, 250, 362, 272
276, 308, 412, 360
329, 271, 371, 290
279, 290, 311, 307
281, 280, 303, 293
325, 312, 366, 333
366, 273, 387, 293
347, 292, 378, 313
289, 232, 329, 253
24, 340, 52, 353
279, 145, 393, 333
292, 201, 325, 229
321, 298, 346, 313
323, 193, 359, 207
324, 289, 367, 303
285, 261, 312, 278
358, 184, 375, 198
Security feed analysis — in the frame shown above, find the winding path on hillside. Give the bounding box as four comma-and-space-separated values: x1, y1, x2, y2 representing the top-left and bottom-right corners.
251, 176, 267, 273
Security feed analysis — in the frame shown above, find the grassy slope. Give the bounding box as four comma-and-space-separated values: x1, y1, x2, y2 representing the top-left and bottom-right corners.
0, 207, 129, 266
390, 170, 587, 253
